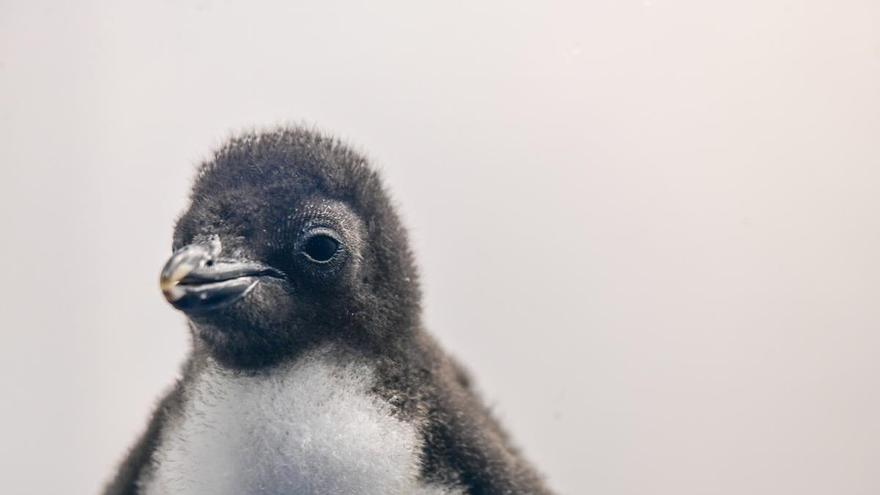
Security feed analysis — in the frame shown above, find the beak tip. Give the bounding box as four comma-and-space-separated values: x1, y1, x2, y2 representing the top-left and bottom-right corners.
162, 285, 186, 302
160, 244, 209, 298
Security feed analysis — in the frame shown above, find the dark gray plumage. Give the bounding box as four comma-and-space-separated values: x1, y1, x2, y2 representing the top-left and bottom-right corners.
104, 126, 552, 495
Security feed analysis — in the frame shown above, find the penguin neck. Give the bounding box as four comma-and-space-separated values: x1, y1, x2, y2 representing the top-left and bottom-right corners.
188, 314, 421, 371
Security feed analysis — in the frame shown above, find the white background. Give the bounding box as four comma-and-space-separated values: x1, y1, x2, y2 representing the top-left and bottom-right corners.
2, 1, 879, 493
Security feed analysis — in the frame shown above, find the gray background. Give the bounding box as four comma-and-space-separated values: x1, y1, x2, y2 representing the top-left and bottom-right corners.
2, 1, 879, 493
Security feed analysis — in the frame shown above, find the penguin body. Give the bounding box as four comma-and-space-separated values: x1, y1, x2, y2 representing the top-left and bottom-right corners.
105, 127, 552, 495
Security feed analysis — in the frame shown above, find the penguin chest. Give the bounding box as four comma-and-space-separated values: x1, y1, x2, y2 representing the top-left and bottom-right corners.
139, 350, 448, 495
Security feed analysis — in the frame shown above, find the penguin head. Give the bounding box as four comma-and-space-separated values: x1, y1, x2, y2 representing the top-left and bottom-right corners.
160, 127, 420, 368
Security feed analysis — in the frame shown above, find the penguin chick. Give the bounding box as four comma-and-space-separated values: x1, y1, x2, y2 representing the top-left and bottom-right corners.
104, 126, 553, 495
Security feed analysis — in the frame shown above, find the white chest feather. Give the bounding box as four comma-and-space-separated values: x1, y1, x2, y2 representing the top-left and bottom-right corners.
139, 348, 457, 495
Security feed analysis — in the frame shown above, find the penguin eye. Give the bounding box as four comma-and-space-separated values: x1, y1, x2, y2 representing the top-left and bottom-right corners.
301, 232, 340, 263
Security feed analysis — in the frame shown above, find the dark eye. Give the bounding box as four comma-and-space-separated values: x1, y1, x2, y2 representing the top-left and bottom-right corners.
301, 233, 340, 263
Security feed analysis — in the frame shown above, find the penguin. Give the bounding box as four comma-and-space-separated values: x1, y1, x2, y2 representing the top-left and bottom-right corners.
104, 126, 553, 495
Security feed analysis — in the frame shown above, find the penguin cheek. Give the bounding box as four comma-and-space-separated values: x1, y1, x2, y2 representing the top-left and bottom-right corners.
210, 277, 286, 325
187, 279, 288, 335
187, 280, 304, 367
246, 279, 300, 327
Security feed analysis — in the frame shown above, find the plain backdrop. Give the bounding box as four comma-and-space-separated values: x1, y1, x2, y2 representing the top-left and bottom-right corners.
2, 1, 879, 494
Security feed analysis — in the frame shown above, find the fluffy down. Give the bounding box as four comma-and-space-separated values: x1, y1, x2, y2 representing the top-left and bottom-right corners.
138, 345, 460, 495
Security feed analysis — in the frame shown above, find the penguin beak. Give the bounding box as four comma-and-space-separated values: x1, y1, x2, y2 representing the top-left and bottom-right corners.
159, 238, 285, 312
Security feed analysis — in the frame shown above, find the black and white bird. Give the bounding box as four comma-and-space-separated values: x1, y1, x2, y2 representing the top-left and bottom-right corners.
104, 127, 552, 495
